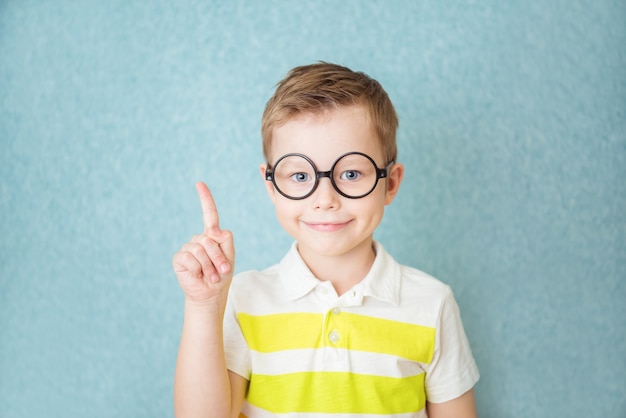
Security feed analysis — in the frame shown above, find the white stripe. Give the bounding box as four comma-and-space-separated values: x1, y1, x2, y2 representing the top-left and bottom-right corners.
249, 348, 426, 378
242, 401, 428, 418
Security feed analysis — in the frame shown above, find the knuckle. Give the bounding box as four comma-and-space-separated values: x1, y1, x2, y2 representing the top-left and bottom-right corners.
197, 235, 214, 247
186, 243, 206, 259
189, 234, 203, 243
180, 251, 198, 265
174, 252, 200, 275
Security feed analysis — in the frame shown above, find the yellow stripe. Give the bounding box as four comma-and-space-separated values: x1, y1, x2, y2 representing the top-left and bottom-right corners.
338, 313, 436, 363
247, 371, 426, 414
237, 312, 435, 363
238, 312, 324, 352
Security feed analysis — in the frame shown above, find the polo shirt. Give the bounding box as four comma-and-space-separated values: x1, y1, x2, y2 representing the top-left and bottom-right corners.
224, 241, 479, 417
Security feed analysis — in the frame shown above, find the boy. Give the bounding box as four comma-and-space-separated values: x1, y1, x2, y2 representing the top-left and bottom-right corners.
173, 62, 479, 417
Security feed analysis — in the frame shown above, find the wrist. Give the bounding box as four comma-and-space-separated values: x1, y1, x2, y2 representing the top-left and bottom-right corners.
184, 295, 228, 318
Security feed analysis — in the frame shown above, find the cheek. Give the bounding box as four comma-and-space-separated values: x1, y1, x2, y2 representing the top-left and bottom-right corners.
273, 201, 303, 239
274, 199, 299, 222
359, 195, 386, 223
364, 189, 387, 209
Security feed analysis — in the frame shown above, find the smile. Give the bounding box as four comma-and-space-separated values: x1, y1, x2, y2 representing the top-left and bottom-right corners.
302, 220, 352, 232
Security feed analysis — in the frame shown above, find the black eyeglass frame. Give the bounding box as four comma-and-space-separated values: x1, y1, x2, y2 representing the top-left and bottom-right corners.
265, 151, 394, 200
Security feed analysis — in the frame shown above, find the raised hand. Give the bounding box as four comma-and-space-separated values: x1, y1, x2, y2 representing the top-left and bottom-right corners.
172, 182, 236, 303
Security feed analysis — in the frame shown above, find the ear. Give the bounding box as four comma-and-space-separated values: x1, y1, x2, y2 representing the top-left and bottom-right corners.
259, 164, 276, 203
384, 162, 404, 205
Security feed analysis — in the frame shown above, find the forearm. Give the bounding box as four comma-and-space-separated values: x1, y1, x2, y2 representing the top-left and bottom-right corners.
174, 299, 231, 418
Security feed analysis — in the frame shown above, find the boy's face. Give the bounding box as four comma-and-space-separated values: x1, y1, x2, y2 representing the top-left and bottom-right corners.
260, 105, 403, 262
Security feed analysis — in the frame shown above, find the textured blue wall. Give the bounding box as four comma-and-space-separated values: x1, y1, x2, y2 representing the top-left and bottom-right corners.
1, 1, 624, 417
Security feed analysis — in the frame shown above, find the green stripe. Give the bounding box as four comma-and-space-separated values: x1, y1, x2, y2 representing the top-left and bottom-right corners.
237, 312, 435, 363
247, 371, 426, 414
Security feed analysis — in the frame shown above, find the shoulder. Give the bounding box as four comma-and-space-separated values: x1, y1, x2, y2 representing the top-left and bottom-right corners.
400, 264, 453, 300
395, 263, 457, 324
230, 263, 281, 295
373, 242, 450, 297
370, 244, 456, 325
227, 262, 293, 315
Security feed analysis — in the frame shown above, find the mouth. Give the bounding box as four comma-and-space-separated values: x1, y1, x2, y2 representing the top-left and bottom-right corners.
302, 220, 352, 232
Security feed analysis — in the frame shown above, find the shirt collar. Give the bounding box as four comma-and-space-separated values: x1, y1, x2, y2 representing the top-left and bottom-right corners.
278, 241, 401, 305
361, 241, 401, 305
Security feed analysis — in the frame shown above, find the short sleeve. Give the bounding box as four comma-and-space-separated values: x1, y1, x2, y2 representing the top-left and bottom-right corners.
424, 285, 480, 403
223, 293, 251, 380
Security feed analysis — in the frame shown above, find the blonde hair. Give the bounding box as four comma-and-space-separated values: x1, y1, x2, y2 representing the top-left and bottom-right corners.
261, 62, 398, 164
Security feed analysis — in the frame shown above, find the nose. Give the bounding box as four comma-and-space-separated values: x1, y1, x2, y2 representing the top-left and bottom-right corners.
311, 176, 340, 210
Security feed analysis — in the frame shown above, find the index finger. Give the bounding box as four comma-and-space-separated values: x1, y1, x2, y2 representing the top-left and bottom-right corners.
195, 182, 220, 232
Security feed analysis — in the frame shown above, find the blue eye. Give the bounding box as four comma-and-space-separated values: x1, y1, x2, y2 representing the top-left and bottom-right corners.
340, 170, 361, 181
291, 172, 311, 182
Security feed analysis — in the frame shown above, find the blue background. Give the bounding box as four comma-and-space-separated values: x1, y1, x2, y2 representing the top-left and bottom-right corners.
1, 1, 624, 417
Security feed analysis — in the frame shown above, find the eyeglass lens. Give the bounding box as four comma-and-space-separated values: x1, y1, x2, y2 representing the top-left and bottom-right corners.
272, 153, 380, 199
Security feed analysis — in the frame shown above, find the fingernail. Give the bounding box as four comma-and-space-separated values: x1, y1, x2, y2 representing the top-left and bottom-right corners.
210, 273, 220, 283
220, 263, 229, 274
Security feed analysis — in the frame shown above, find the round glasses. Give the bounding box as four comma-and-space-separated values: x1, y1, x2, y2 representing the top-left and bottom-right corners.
265, 152, 393, 200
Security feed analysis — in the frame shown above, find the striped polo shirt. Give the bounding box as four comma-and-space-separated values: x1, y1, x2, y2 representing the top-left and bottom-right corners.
224, 241, 479, 417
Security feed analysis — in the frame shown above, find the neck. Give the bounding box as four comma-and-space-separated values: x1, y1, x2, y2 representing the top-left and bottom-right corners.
297, 239, 376, 296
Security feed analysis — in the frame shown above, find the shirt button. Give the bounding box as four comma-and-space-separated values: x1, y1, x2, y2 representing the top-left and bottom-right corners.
331, 307, 341, 315
329, 330, 340, 344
